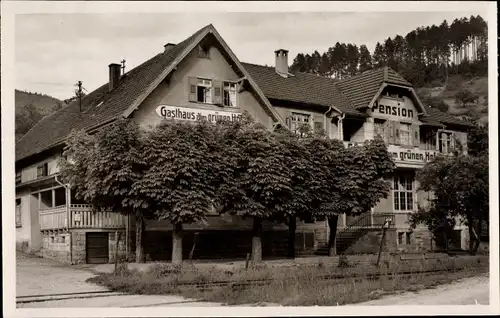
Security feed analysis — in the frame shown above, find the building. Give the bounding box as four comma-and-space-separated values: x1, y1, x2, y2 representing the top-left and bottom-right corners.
15, 24, 474, 264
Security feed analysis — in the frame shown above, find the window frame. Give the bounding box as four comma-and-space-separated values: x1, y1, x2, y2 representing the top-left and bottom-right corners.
36, 163, 48, 178
196, 78, 213, 104
399, 122, 412, 146
393, 173, 415, 212
289, 112, 313, 136
223, 81, 237, 107
439, 130, 455, 154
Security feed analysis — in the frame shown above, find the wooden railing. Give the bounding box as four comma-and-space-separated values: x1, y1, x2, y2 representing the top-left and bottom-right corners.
40, 205, 67, 230
70, 204, 126, 229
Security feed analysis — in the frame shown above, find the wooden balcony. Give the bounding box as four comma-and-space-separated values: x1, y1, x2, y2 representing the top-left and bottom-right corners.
39, 204, 126, 231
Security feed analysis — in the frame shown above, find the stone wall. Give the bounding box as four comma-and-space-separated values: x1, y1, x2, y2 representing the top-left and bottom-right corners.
71, 231, 86, 265
41, 232, 71, 264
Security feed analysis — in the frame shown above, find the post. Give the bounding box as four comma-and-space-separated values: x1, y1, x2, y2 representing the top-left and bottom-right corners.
114, 231, 121, 271
188, 232, 199, 261
52, 189, 56, 208
376, 218, 391, 268
245, 253, 250, 270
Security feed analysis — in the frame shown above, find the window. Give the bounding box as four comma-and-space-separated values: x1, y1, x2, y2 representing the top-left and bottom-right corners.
223, 82, 237, 107
290, 112, 311, 135
393, 173, 415, 212
406, 232, 412, 245
37, 163, 48, 178
16, 171, 21, 185
439, 131, 455, 154
374, 119, 386, 141
399, 123, 412, 146
398, 232, 404, 245
196, 78, 212, 104
16, 199, 22, 228
424, 130, 437, 150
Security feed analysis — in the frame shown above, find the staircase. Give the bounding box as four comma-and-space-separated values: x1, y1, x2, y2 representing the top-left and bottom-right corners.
316, 212, 395, 255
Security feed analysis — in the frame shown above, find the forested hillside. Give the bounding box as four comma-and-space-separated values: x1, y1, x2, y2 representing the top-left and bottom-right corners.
289, 15, 488, 125
15, 90, 65, 141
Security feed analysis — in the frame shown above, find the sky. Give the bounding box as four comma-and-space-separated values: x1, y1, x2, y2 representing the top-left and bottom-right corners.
15, 10, 490, 100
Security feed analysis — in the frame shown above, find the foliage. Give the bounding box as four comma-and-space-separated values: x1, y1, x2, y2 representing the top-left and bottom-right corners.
467, 124, 488, 157
59, 119, 152, 262
410, 152, 489, 254
455, 88, 479, 108
289, 15, 488, 85
135, 119, 234, 225
421, 95, 450, 113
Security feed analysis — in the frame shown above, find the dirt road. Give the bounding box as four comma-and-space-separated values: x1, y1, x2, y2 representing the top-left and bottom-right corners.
357, 275, 489, 305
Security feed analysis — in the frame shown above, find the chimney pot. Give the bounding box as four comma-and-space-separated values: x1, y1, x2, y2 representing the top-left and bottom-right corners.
109, 63, 121, 92
164, 43, 176, 53
274, 49, 289, 77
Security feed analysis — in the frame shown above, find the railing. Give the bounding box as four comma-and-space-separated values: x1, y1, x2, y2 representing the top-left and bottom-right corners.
70, 204, 126, 229
40, 205, 67, 230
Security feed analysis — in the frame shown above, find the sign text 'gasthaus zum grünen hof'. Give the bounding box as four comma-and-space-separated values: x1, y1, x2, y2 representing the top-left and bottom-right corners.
156, 105, 242, 123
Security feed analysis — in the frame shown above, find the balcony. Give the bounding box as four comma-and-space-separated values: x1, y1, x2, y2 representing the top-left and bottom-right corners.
39, 204, 126, 231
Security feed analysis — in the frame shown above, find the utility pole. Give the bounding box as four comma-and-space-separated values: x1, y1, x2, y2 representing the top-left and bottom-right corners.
121, 59, 126, 75
75, 81, 83, 112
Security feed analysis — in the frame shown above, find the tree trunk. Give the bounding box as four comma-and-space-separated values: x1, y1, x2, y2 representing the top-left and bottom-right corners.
287, 216, 297, 259
467, 218, 475, 254
172, 222, 183, 265
327, 215, 339, 256
135, 210, 145, 263
251, 217, 263, 263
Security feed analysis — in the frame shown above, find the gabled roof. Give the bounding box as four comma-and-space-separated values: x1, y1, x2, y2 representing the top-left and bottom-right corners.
15, 24, 283, 162
335, 66, 412, 110
242, 62, 364, 117
16, 25, 210, 162
420, 105, 475, 128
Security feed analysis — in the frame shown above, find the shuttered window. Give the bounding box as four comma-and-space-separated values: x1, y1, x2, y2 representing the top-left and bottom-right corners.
399, 123, 412, 146
223, 82, 237, 107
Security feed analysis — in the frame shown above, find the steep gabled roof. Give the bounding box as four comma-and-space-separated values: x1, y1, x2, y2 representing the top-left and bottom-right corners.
16, 25, 210, 162
16, 24, 284, 162
335, 66, 412, 110
242, 62, 364, 117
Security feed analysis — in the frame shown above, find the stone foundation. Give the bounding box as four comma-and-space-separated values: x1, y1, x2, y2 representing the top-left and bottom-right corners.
41, 232, 71, 264
71, 231, 86, 264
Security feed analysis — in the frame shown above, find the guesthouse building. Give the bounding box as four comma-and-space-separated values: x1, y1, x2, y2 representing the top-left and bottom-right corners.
15, 24, 473, 264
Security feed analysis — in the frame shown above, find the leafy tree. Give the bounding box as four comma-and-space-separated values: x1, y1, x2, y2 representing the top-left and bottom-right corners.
59, 119, 152, 262
422, 95, 450, 113
305, 135, 395, 256
467, 124, 488, 157
218, 113, 292, 262
411, 154, 488, 254
455, 88, 479, 107
133, 119, 234, 264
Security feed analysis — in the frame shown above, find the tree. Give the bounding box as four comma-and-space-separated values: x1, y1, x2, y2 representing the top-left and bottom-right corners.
305, 135, 395, 256
372, 42, 386, 68
134, 119, 236, 264
358, 45, 372, 73
218, 113, 292, 262
410, 154, 488, 254
59, 119, 152, 262
455, 88, 479, 107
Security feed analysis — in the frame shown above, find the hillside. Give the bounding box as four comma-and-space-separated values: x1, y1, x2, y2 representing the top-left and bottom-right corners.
15, 89, 65, 141
416, 75, 488, 126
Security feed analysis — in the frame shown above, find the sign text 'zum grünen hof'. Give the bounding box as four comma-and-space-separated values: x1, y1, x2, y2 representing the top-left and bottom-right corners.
156, 105, 242, 123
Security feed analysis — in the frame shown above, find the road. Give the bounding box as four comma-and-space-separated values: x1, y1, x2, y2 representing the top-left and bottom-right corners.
357, 274, 490, 305
16, 253, 221, 308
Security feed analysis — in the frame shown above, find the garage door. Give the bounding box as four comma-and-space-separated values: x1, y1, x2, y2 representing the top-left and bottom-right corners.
86, 232, 109, 264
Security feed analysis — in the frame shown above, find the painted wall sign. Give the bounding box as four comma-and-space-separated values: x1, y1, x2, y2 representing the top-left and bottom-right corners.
155, 105, 242, 123
375, 101, 414, 118
387, 145, 437, 164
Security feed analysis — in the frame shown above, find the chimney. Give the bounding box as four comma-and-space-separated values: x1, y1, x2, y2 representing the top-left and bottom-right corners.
274, 49, 289, 77
164, 43, 176, 53
108, 63, 121, 91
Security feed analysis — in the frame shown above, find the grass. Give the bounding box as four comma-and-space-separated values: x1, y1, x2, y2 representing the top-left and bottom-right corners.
88, 254, 489, 306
